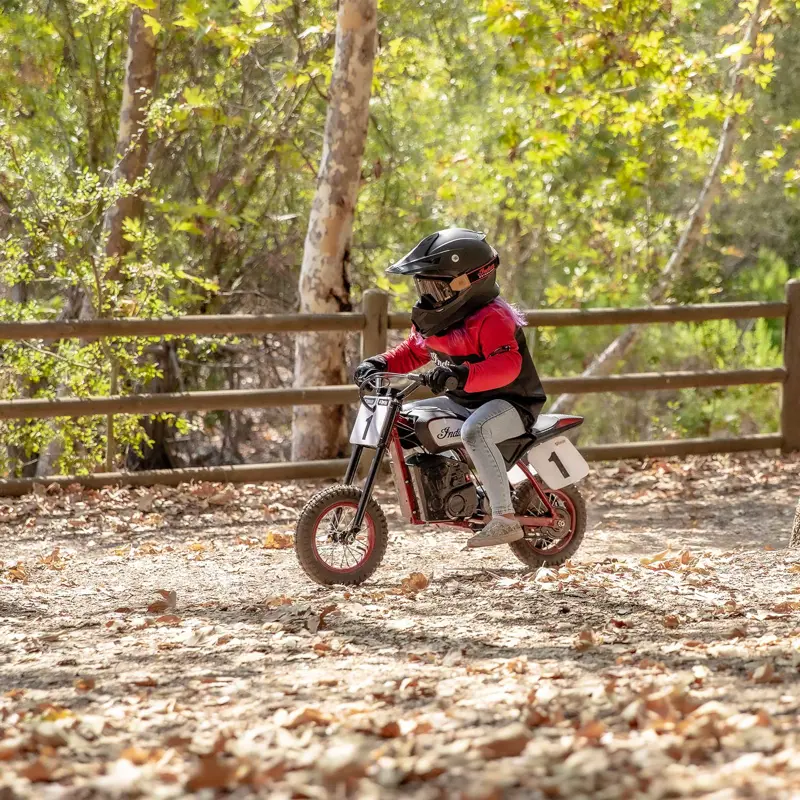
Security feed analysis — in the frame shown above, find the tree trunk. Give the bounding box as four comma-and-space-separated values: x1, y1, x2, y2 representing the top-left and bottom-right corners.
35, 4, 159, 478
126, 342, 179, 471
791, 499, 800, 549
291, 0, 377, 461
102, 3, 159, 263
548, 0, 768, 415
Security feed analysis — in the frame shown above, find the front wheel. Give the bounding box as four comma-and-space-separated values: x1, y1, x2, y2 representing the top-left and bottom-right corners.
508, 481, 586, 569
295, 484, 389, 586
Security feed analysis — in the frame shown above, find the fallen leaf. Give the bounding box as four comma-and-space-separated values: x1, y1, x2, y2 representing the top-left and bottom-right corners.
319, 739, 369, 785
577, 719, 606, 740
281, 706, 332, 729
154, 614, 181, 626
263, 532, 294, 550
3, 563, 29, 583
477, 724, 530, 759
136, 494, 155, 512
398, 572, 429, 595
38, 548, 68, 570
208, 488, 236, 506
376, 720, 401, 738
234, 535, 261, 547
148, 589, 177, 614
573, 629, 598, 651
265, 595, 293, 608
129, 675, 157, 688
120, 746, 156, 765
19, 759, 55, 782
751, 663, 781, 684
0, 739, 24, 761
185, 754, 238, 791
307, 604, 338, 634
640, 549, 670, 567
772, 601, 800, 613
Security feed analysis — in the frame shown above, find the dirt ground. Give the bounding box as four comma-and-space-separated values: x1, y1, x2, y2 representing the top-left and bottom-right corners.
1, 453, 800, 799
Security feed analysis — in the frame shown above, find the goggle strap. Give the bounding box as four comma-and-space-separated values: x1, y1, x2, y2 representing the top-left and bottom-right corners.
449, 257, 498, 291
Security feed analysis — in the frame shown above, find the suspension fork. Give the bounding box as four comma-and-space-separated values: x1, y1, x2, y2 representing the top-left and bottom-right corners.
350, 400, 401, 532
343, 445, 364, 486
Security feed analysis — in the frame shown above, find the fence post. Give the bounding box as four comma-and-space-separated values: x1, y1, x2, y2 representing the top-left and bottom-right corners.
361, 289, 389, 360
782, 279, 800, 453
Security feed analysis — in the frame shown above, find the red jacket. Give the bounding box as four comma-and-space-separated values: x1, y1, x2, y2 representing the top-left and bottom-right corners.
383, 300, 546, 420
385, 301, 520, 392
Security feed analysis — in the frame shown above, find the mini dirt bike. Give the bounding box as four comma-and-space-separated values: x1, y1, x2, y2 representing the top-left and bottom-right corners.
295, 372, 589, 586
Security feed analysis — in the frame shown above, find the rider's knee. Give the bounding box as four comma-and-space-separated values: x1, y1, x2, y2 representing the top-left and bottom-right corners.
460, 417, 483, 449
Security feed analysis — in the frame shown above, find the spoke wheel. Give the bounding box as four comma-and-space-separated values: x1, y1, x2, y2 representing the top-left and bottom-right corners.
295, 485, 388, 586
509, 481, 586, 569
312, 502, 375, 573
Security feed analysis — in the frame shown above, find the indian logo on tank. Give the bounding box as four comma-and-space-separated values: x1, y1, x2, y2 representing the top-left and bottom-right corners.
428, 419, 463, 441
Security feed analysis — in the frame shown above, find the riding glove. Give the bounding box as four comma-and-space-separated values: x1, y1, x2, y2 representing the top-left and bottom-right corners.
428, 364, 469, 394
354, 356, 388, 387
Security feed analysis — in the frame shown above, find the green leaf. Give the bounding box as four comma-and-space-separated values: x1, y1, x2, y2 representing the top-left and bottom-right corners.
182, 87, 210, 108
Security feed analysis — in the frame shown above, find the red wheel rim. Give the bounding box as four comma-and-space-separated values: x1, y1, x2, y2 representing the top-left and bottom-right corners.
311, 501, 376, 574
523, 488, 577, 555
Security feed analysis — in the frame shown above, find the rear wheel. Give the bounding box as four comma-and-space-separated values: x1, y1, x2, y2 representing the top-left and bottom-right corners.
295, 485, 389, 586
508, 481, 586, 569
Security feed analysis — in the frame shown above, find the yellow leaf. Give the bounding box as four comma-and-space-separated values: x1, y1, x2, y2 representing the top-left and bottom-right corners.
263, 532, 294, 550
717, 42, 749, 61
143, 14, 162, 35
239, 0, 260, 15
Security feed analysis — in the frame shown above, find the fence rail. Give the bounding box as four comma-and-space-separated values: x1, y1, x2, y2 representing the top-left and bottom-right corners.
389, 300, 790, 330
0, 284, 797, 495
0, 368, 786, 422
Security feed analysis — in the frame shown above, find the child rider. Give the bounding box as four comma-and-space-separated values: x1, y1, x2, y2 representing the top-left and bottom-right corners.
354, 228, 547, 548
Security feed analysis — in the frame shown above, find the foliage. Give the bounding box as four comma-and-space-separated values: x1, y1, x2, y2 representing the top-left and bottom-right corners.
1, 0, 800, 474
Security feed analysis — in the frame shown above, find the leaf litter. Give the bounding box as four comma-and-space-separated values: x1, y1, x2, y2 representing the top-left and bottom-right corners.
0, 454, 799, 797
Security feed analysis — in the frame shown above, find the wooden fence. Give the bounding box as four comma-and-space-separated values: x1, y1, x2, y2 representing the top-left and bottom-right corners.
0, 281, 797, 496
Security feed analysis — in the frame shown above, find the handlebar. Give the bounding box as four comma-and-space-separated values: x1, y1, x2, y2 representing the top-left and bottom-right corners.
357, 371, 428, 405
357, 370, 460, 406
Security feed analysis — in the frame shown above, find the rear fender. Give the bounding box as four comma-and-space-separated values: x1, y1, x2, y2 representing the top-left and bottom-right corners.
527, 436, 589, 490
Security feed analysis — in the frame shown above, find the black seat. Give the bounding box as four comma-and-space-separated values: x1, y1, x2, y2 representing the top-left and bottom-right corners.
530, 413, 584, 442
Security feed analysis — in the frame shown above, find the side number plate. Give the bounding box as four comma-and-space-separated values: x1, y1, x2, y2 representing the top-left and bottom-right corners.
350, 398, 391, 448
527, 436, 589, 489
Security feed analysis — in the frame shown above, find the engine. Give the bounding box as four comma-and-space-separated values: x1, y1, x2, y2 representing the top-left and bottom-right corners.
405, 453, 478, 521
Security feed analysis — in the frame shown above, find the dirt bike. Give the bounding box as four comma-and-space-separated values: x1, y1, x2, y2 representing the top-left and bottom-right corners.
294, 372, 589, 586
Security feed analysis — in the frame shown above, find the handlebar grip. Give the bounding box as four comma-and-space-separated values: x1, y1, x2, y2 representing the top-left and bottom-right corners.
443, 375, 460, 392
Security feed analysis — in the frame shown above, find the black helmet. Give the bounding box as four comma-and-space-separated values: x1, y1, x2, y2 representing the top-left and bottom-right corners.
386, 228, 500, 337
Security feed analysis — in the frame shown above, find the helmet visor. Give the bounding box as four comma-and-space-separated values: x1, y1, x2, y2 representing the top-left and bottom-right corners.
414, 276, 456, 308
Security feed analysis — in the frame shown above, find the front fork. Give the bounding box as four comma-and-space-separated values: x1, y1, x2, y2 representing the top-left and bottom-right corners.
339, 401, 400, 538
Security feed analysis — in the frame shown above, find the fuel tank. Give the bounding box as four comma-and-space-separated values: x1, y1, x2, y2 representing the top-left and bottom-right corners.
398, 403, 470, 454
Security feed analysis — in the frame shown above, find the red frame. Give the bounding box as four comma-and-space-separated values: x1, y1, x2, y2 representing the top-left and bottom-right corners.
388, 425, 560, 530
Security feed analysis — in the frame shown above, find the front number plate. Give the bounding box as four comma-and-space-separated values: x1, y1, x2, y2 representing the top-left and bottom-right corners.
350, 398, 391, 448
527, 436, 589, 489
